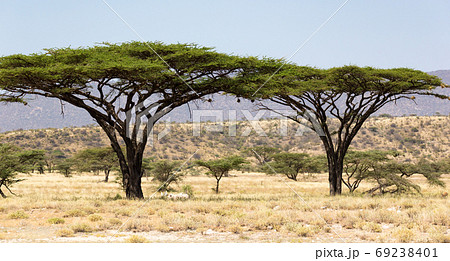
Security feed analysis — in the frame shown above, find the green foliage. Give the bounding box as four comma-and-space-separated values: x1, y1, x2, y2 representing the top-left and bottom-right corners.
181, 184, 194, 198
56, 159, 74, 177
343, 150, 398, 193
265, 153, 325, 181
240, 65, 446, 195
150, 160, 182, 192
17, 149, 46, 174
0, 144, 28, 198
0, 41, 274, 199
8, 210, 29, 219
72, 147, 118, 181
196, 155, 246, 193
343, 150, 446, 194
47, 217, 65, 224
242, 146, 280, 165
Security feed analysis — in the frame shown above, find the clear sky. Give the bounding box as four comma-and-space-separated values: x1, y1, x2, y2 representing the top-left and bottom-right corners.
1, 0, 449, 71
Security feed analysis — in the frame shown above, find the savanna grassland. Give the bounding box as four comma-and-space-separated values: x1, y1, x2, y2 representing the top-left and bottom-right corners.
0, 115, 449, 243
0, 172, 448, 243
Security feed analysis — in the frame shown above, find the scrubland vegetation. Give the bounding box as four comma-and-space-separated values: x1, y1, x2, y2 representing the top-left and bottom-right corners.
0, 115, 448, 242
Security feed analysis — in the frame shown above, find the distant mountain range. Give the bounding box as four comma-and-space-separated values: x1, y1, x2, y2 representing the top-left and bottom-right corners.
0, 70, 449, 132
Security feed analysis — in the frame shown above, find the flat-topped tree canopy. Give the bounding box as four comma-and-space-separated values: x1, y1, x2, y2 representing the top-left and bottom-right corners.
234, 65, 448, 195
0, 41, 278, 199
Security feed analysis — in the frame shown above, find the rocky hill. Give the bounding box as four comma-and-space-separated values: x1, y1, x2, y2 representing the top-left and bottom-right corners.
0, 116, 448, 163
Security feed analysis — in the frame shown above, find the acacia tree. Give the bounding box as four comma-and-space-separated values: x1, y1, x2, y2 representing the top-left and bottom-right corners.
342, 150, 399, 193
18, 149, 46, 174
343, 152, 447, 195
264, 152, 325, 181
243, 146, 280, 165
246, 65, 447, 195
150, 160, 182, 192
0, 144, 25, 198
73, 147, 118, 182
196, 155, 246, 193
0, 42, 266, 199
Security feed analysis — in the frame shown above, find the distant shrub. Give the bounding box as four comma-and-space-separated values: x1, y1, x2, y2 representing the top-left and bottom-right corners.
182, 185, 194, 197
106, 193, 123, 201
71, 223, 93, 233
63, 209, 87, 217
88, 214, 103, 222
55, 229, 74, 237
47, 217, 65, 224
8, 211, 29, 219
124, 235, 149, 243
108, 218, 122, 226
392, 227, 415, 243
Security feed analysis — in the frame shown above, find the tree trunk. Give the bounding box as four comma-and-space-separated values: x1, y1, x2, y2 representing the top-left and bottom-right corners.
104, 170, 110, 182
215, 179, 220, 194
0, 188, 6, 198
122, 143, 145, 199
327, 153, 343, 196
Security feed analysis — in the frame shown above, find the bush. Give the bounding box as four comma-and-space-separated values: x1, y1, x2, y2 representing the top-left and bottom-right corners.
182, 185, 194, 197
392, 227, 415, 243
88, 214, 103, 222
106, 193, 123, 201
63, 209, 87, 217
124, 235, 149, 243
71, 223, 93, 233
108, 218, 122, 226
47, 217, 65, 224
150, 160, 183, 192
8, 210, 29, 219
55, 229, 74, 237
359, 222, 382, 233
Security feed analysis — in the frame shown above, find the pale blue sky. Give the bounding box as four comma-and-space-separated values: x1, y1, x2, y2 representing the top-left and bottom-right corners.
1, 0, 449, 71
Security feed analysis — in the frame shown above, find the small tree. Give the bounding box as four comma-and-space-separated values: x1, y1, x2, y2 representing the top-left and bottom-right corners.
196, 155, 246, 193
18, 149, 46, 174
56, 159, 74, 177
265, 153, 326, 180
150, 160, 182, 192
73, 147, 118, 182
45, 149, 66, 173
0, 144, 25, 198
342, 150, 398, 193
342, 150, 446, 194
243, 146, 280, 165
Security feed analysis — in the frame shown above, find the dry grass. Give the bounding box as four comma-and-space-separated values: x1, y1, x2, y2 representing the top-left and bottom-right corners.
0, 171, 448, 243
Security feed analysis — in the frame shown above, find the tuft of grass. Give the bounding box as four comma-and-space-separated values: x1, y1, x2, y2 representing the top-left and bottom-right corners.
115, 208, 132, 217
88, 214, 103, 222
285, 223, 316, 237
8, 210, 29, 219
63, 209, 87, 217
47, 217, 65, 224
359, 222, 382, 233
55, 229, 74, 237
108, 218, 122, 226
428, 227, 450, 243
230, 225, 243, 234
124, 235, 149, 243
392, 227, 415, 243
106, 193, 123, 201
71, 223, 93, 233
147, 207, 156, 216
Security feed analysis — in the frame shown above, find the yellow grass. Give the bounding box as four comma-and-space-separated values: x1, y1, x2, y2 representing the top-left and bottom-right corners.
0, 172, 448, 243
